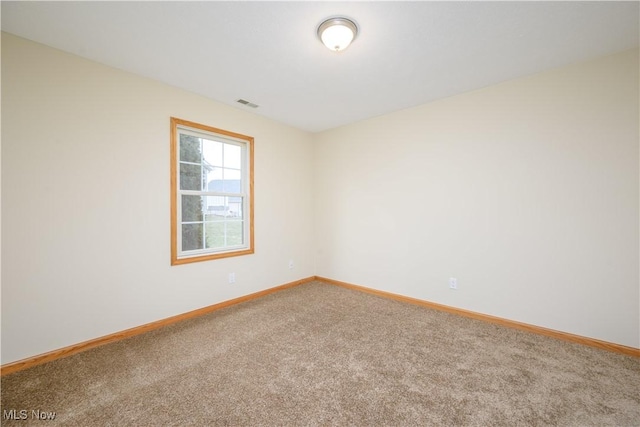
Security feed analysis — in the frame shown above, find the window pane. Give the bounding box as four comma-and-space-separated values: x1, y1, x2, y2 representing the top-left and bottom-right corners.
181, 195, 204, 222
204, 167, 222, 192
205, 195, 243, 218
226, 221, 244, 246
202, 138, 223, 167
224, 144, 242, 169
180, 134, 201, 163
228, 196, 242, 217
205, 221, 225, 249
180, 163, 201, 191
182, 223, 203, 251
222, 169, 242, 193
204, 195, 226, 218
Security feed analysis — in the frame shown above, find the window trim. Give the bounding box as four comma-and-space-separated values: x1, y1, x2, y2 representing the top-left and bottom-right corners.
170, 117, 254, 265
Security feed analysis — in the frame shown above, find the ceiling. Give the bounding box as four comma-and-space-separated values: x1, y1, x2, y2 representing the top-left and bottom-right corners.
2, 1, 638, 133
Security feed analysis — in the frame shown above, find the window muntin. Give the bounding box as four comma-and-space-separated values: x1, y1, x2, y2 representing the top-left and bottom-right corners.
171, 118, 254, 265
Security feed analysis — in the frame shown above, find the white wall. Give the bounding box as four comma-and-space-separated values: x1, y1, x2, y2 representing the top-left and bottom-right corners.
1, 33, 316, 364
314, 49, 639, 348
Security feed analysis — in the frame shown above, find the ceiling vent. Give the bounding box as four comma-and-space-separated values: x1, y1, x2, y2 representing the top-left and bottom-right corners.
236, 99, 259, 108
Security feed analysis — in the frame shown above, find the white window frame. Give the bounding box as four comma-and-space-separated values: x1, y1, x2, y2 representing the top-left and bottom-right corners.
170, 117, 254, 265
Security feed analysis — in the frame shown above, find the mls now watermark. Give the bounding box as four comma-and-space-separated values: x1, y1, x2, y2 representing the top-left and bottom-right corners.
3, 409, 56, 421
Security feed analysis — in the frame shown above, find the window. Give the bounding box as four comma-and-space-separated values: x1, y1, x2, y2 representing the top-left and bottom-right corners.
170, 117, 254, 265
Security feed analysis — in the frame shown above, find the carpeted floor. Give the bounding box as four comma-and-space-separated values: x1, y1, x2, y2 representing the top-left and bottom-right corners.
2, 280, 639, 426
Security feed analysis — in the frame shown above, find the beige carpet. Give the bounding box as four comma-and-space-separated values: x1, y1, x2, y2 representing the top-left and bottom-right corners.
2, 281, 639, 426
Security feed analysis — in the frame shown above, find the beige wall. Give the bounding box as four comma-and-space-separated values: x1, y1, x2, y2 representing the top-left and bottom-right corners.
1, 33, 316, 364
314, 49, 639, 348
2, 33, 638, 364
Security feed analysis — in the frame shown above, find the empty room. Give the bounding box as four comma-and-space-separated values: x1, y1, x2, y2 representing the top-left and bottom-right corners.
1, 1, 639, 425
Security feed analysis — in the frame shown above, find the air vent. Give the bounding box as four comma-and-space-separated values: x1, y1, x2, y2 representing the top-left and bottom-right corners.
236, 99, 259, 108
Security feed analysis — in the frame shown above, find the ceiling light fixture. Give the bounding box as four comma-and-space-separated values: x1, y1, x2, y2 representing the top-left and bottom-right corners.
317, 17, 358, 52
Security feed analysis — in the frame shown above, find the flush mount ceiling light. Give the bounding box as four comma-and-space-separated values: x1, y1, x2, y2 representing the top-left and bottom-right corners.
317, 17, 358, 52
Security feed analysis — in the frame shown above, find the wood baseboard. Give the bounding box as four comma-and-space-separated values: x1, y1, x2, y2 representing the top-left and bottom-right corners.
316, 276, 640, 358
4, 274, 637, 376
1, 276, 316, 376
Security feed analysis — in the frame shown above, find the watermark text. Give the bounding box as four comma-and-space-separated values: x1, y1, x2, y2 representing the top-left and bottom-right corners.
3, 409, 56, 421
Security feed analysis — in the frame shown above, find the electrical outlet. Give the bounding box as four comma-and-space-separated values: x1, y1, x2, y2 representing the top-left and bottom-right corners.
288, 259, 294, 270
449, 277, 457, 290
228, 273, 236, 284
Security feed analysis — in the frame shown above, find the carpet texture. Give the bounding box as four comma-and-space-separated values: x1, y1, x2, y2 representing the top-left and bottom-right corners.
2, 281, 639, 426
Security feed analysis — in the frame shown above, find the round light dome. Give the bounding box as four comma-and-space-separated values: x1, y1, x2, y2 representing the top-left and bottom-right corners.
317, 17, 358, 52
